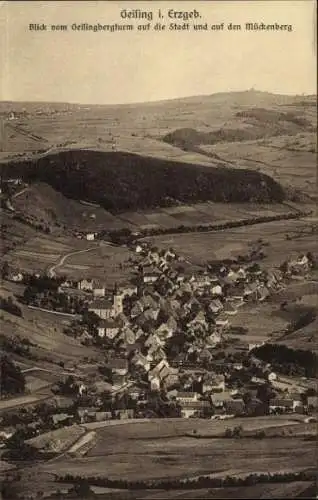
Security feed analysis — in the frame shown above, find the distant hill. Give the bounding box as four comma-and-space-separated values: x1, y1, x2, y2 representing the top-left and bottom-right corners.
0, 150, 285, 212
0, 90, 316, 201
163, 108, 313, 150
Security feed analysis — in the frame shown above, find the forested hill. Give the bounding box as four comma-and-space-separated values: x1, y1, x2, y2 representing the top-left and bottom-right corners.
0, 150, 285, 211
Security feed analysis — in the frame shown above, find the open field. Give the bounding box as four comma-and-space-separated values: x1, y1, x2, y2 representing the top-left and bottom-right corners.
0, 394, 51, 412
58, 243, 135, 285
226, 302, 289, 344
4, 232, 94, 273
26, 425, 86, 453
6, 182, 308, 234
145, 218, 317, 268
141, 482, 316, 499
3, 225, 136, 284
276, 316, 318, 352
11, 182, 135, 232
0, 301, 103, 368
41, 436, 315, 482
24, 374, 52, 392
37, 417, 316, 482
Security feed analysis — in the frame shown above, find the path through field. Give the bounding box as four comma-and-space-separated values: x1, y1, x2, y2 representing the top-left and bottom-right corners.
47, 246, 99, 277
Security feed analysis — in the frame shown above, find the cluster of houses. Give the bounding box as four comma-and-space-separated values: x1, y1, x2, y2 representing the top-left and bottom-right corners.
41, 244, 313, 420
3, 239, 315, 422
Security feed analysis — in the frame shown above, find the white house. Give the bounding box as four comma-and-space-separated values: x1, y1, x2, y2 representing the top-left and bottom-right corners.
8, 272, 24, 283
78, 279, 94, 292
176, 392, 200, 404
93, 283, 106, 297
209, 299, 223, 314
143, 271, 160, 283
268, 372, 277, 382
211, 284, 223, 296
215, 316, 230, 329
86, 233, 95, 241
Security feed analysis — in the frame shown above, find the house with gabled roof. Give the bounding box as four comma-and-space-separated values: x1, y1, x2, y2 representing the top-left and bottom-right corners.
202, 374, 225, 394
93, 281, 106, 297
133, 327, 145, 340
78, 279, 94, 292
118, 285, 138, 298
143, 267, 161, 283
145, 333, 164, 349
209, 299, 223, 314
143, 308, 160, 322
118, 326, 136, 345
97, 319, 121, 339
156, 317, 177, 339
187, 310, 208, 330
130, 302, 144, 318
176, 392, 200, 404
257, 284, 270, 302
89, 298, 114, 319
180, 400, 211, 419
131, 352, 151, 372
148, 345, 167, 362
215, 315, 230, 329
207, 331, 222, 346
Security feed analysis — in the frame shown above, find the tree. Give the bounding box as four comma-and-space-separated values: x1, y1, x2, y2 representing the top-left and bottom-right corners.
0, 355, 25, 395
72, 479, 93, 497
232, 425, 243, 438
1, 473, 21, 499
1, 261, 9, 280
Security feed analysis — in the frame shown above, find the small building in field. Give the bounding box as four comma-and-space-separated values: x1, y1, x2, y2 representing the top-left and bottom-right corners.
86, 233, 95, 241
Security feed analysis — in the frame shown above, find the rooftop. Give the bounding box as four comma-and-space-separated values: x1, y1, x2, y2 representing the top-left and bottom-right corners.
89, 299, 113, 309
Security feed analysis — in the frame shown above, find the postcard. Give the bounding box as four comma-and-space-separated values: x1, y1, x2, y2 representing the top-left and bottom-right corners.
0, 1, 317, 499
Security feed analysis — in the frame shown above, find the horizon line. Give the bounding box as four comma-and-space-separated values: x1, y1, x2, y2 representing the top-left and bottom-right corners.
1, 88, 317, 108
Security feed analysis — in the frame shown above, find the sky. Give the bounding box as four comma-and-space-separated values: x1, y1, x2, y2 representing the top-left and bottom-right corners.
1, 0, 317, 104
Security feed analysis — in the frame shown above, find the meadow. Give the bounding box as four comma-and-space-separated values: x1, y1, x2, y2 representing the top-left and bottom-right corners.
145, 217, 317, 268
37, 416, 316, 483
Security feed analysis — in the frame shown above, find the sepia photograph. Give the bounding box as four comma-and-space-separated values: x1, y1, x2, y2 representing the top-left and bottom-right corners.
0, 1, 317, 498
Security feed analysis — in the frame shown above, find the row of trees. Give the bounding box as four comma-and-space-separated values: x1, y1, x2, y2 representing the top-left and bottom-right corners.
104, 209, 309, 245
57, 469, 316, 491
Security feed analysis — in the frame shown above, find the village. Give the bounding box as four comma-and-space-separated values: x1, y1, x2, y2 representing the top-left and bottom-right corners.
1, 235, 317, 451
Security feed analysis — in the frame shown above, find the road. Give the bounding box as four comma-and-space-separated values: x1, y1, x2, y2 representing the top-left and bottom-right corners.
12, 186, 30, 199
47, 246, 99, 277
21, 366, 78, 377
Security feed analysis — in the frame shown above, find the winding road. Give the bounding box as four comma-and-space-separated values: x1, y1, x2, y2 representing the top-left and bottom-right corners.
47, 246, 99, 277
